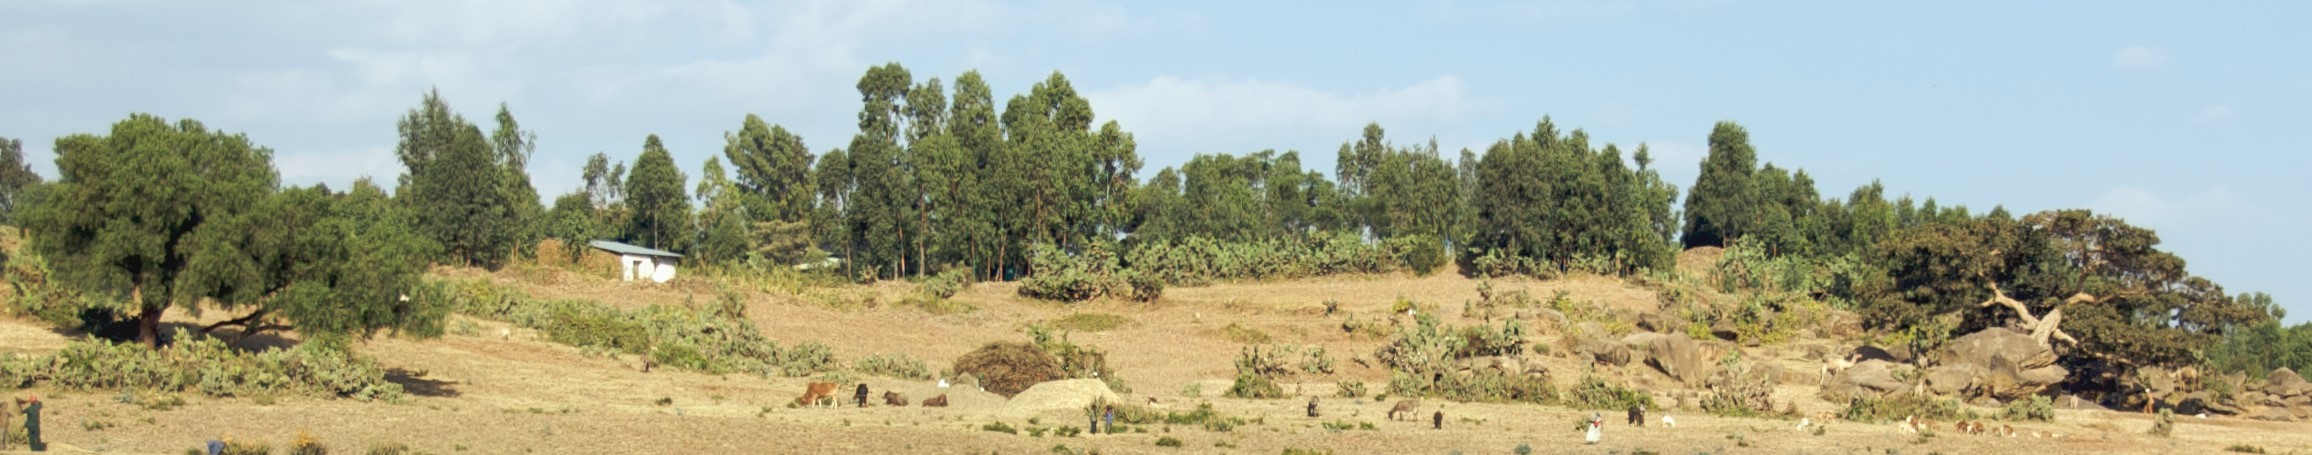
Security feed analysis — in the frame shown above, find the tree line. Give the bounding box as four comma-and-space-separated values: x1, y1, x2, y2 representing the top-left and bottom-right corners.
0, 62, 2295, 396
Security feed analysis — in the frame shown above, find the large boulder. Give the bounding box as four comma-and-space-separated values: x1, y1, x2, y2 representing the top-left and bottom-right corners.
1827, 359, 1909, 399
2269, 367, 2308, 395
1581, 339, 1633, 367
1641, 333, 1714, 387
1931, 328, 2056, 371
1924, 364, 1981, 396
1927, 328, 2067, 399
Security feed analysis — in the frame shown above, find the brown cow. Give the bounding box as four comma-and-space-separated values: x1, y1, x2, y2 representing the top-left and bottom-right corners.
1387, 400, 1421, 421
922, 394, 949, 407
883, 391, 910, 406
796, 382, 839, 407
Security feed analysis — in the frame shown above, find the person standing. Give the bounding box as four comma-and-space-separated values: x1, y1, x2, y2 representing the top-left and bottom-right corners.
20, 395, 42, 452
1102, 405, 1115, 434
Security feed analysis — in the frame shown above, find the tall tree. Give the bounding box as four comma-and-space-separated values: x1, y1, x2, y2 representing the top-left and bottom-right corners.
692, 156, 749, 264
491, 104, 545, 259
20, 114, 279, 347
624, 135, 691, 250
193, 180, 443, 342
722, 114, 815, 223
0, 136, 42, 223
1682, 121, 1759, 248
395, 89, 518, 268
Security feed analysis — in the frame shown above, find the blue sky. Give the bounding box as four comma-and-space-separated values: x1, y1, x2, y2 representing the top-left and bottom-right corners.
4, 1, 2307, 320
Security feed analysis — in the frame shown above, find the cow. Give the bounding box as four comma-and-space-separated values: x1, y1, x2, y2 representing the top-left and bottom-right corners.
922, 394, 949, 407
883, 391, 909, 406
796, 382, 839, 407
1387, 400, 1421, 421
854, 383, 870, 407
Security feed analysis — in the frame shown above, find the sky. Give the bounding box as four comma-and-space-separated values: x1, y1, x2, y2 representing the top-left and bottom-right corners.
4, 1, 2308, 320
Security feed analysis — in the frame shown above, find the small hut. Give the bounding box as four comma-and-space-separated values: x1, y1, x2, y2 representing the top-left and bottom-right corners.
587, 240, 682, 283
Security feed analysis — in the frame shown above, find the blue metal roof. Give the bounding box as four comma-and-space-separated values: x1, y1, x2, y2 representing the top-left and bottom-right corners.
587, 240, 683, 258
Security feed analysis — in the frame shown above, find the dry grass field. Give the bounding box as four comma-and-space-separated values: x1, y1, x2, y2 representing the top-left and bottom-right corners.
4, 258, 2310, 454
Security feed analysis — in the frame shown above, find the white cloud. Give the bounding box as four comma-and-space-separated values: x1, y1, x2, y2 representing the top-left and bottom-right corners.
1088, 75, 1469, 161
2114, 46, 2169, 70
2088, 185, 2252, 228
2195, 105, 2235, 123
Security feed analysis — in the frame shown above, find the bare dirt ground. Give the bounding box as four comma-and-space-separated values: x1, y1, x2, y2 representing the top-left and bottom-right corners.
6, 262, 2312, 454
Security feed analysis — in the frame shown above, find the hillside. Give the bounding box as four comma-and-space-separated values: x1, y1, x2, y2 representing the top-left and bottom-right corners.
3, 254, 2307, 454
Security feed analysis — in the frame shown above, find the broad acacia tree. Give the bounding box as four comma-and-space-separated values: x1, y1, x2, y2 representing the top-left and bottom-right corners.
22, 114, 279, 347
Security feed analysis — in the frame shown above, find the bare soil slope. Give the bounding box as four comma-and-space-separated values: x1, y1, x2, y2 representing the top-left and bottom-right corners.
5, 262, 2309, 454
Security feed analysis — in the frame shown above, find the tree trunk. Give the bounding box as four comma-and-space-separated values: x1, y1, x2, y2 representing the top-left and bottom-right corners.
134, 283, 163, 349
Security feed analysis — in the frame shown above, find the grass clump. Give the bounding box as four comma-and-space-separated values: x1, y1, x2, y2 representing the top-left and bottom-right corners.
426, 278, 839, 377
983, 421, 1019, 434
2227, 443, 2268, 453
1154, 436, 1183, 448
1050, 313, 1129, 333
1279, 448, 1334, 455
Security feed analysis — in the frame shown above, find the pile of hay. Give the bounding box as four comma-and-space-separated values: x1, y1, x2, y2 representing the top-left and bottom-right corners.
1001, 379, 1120, 416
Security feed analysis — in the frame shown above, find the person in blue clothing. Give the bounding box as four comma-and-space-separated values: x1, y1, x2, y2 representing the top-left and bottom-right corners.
1102, 405, 1115, 434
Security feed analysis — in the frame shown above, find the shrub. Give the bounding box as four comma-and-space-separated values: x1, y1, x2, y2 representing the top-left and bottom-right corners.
12, 329, 405, 401
1335, 380, 1366, 398
1999, 395, 2055, 422
1700, 355, 1776, 418
1840, 395, 1961, 423
1298, 346, 1336, 375
953, 342, 1064, 397
1567, 371, 1653, 411
221, 440, 274, 455
1226, 345, 1293, 399
1154, 436, 1182, 447
2227, 443, 2268, 453
288, 431, 327, 455
983, 421, 1019, 434
1372, 313, 1551, 403
426, 278, 838, 378
1020, 243, 1157, 303
365, 443, 412, 455
1126, 232, 1441, 285
2149, 408, 2174, 437
853, 353, 932, 380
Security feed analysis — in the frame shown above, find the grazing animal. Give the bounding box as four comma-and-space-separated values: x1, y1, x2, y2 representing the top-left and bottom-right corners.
1820, 352, 1860, 385
1388, 400, 1422, 421
1432, 410, 1443, 430
1307, 397, 1321, 418
1585, 412, 1603, 444
921, 394, 949, 407
1999, 424, 2014, 437
1146, 396, 1160, 406
854, 384, 870, 407
796, 382, 839, 407
1660, 415, 1676, 428
1628, 405, 1645, 427
1797, 417, 1812, 431
883, 391, 909, 406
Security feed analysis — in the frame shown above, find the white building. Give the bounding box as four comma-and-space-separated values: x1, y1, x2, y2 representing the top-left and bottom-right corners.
588, 240, 683, 283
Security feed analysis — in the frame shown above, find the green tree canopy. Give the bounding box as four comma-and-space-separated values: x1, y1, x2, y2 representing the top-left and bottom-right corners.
624, 135, 691, 250
0, 136, 42, 223
20, 114, 279, 347
395, 89, 520, 268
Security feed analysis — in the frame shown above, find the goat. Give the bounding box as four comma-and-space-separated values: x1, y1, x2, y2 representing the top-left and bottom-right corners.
921, 394, 949, 407
883, 391, 909, 406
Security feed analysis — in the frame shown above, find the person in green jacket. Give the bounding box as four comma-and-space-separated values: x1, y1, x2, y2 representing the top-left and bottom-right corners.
19, 395, 42, 452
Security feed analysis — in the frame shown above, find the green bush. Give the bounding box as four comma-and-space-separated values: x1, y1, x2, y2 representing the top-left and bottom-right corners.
1567, 371, 1653, 411
426, 278, 838, 378
1226, 345, 1293, 399
1021, 243, 1157, 303
1335, 380, 1366, 398
983, 421, 1019, 434
1839, 395, 1961, 423
853, 353, 932, 380
7, 328, 403, 401
1372, 312, 1552, 404
1154, 436, 1182, 448
1999, 395, 2055, 422
1125, 233, 1441, 285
